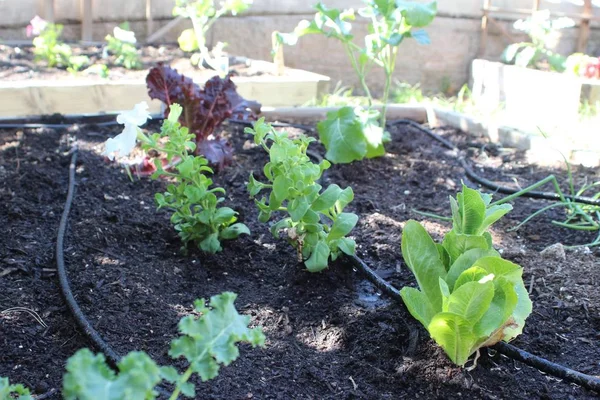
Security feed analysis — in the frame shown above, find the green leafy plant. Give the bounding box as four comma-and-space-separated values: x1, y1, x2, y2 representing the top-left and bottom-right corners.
0, 377, 32, 400
140, 104, 250, 254
502, 10, 573, 72
246, 118, 358, 272
104, 24, 142, 69
400, 185, 532, 366
2, 292, 265, 400
27, 16, 90, 71
173, 0, 252, 71
280, 1, 437, 163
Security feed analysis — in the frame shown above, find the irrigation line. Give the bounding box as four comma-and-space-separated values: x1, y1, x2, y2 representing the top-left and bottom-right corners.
56, 146, 121, 367
345, 254, 600, 393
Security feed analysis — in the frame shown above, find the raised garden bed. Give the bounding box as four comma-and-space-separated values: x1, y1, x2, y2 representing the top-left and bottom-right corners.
0, 44, 330, 117
1, 117, 599, 398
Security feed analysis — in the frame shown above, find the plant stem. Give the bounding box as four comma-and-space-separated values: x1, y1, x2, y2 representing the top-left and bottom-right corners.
168, 366, 194, 400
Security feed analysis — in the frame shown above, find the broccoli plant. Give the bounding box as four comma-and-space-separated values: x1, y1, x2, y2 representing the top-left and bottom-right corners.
246, 119, 358, 272
2, 292, 265, 400
400, 185, 532, 366
104, 24, 142, 70
140, 104, 250, 254
278, 1, 437, 164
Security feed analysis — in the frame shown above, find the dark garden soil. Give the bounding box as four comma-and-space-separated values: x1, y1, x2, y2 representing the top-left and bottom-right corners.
0, 119, 599, 399
0, 44, 300, 82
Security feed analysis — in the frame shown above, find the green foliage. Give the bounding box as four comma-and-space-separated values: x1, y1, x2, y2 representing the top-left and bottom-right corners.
246, 118, 358, 272
32, 23, 90, 71
279, 1, 436, 163
61, 292, 265, 400
105, 25, 141, 70
502, 10, 573, 72
400, 185, 532, 366
173, 0, 252, 69
0, 377, 32, 400
140, 104, 249, 254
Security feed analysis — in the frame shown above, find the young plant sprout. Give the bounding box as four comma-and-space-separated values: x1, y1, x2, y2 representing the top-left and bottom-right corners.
246, 118, 358, 272
26, 15, 90, 72
277, 1, 437, 164
103, 102, 249, 254
400, 185, 532, 366
104, 24, 142, 70
2, 292, 265, 400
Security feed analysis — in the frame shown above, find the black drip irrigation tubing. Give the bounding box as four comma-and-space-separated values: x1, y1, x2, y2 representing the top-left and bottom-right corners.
345, 254, 600, 393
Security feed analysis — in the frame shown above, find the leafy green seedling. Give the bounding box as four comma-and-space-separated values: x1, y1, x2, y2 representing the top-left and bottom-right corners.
105, 24, 142, 70
140, 104, 250, 254
0, 377, 32, 400
60, 292, 265, 399
245, 118, 358, 272
400, 185, 531, 366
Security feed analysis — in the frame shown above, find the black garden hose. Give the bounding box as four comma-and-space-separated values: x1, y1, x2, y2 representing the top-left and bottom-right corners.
56, 146, 121, 367
345, 254, 600, 393
388, 119, 600, 207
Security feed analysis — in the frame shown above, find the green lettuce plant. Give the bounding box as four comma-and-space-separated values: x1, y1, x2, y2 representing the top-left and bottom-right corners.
400, 185, 532, 366
1, 292, 265, 400
279, 1, 437, 164
246, 119, 358, 272
140, 104, 250, 254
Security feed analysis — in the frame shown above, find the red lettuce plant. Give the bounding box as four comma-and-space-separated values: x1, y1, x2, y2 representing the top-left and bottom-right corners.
146, 64, 260, 166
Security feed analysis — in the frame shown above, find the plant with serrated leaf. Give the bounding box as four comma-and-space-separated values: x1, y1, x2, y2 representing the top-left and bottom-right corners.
0, 377, 32, 400
400, 185, 532, 366
245, 118, 358, 272
173, 0, 252, 73
278, 1, 437, 163
146, 64, 260, 167
60, 292, 265, 399
140, 103, 250, 254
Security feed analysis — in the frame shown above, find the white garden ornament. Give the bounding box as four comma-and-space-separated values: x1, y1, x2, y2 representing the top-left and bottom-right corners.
103, 102, 151, 160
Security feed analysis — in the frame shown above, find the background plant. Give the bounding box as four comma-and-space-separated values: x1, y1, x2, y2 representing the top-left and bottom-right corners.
502, 10, 574, 72
104, 23, 142, 69
173, 0, 252, 71
140, 104, 250, 254
246, 119, 358, 272
280, 1, 436, 164
400, 185, 532, 366
1, 292, 265, 400
27, 16, 90, 72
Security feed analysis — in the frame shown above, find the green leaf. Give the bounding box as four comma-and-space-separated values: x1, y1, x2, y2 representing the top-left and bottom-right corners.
442, 230, 491, 264
247, 174, 265, 196
480, 204, 513, 233
328, 212, 358, 240
409, 29, 431, 45
446, 281, 495, 325
169, 292, 266, 382
179, 381, 195, 398
220, 223, 250, 240
428, 312, 477, 366
273, 175, 293, 201
335, 187, 354, 214
401, 220, 447, 310
397, 1, 437, 28
317, 107, 367, 164
446, 248, 499, 290
456, 185, 486, 235
305, 240, 331, 272
474, 277, 518, 337
311, 184, 343, 211
213, 207, 236, 225
289, 196, 310, 222
453, 266, 492, 291
199, 233, 222, 254
400, 287, 436, 327
336, 237, 356, 255
0, 377, 32, 400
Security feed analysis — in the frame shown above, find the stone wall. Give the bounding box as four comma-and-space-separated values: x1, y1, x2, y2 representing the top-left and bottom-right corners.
1, 0, 599, 94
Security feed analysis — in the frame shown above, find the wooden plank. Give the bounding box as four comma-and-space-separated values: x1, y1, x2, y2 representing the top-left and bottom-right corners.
38, 0, 55, 23
146, 0, 154, 39
271, 32, 285, 76
478, 0, 491, 57
146, 16, 184, 44
80, 0, 93, 42
485, 6, 599, 21
577, 0, 592, 53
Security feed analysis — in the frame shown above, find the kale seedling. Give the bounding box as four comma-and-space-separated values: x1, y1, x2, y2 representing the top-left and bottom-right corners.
246, 119, 358, 272
400, 185, 532, 366
278, 1, 437, 164
104, 24, 142, 70
0, 292, 264, 399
